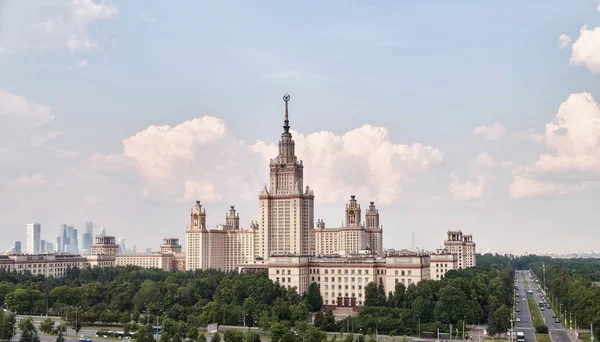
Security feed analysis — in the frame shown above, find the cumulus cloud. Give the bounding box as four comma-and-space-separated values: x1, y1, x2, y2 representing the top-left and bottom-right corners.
76, 59, 90, 68
510, 176, 599, 199
448, 172, 485, 201
472, 122, 507, 140
0, 89, 61, 148
94, 117, 444, 205
7, 173, 49, 189
570, 26, 600, 73
0, 0, 118, 54
510, 93, 600, 198
473, 152, 514, 169
140, 12, 155, 23
558, 34, 572, 49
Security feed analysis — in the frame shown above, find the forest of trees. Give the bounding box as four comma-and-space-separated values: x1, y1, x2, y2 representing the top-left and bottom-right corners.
0, 254, 514, 341
514, 255, 600, 339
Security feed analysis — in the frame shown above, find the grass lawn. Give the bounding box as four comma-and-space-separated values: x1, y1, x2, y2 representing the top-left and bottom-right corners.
526, 294, 544, 328
536, 334, 551, 342
483, 338, 509, 342
524, 279, 530, 292
579, 332, 591, 341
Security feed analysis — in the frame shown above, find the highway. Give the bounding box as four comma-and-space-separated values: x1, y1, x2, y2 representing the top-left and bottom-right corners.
522, 271, 573, 342
515, 271, 536, 342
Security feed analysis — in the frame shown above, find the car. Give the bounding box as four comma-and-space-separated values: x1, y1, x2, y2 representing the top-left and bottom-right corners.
552, 314, 556, 318
516, 308, 520, 312
79, 338, 92, 342
541, 307, 545, 311
516, 318, 521, 322
523, 298, 526, 301
556, 318, 560, 323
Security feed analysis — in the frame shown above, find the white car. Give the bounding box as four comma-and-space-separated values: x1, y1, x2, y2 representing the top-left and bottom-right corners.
516, 318, 521, 322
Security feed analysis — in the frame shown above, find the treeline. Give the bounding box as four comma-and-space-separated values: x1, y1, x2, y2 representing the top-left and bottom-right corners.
347, 253, 514, 337
514, 255, 600, 339
0, 254, 515, 341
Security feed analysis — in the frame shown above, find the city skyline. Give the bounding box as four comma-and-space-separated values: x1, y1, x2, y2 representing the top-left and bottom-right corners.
2, 1, 600, 254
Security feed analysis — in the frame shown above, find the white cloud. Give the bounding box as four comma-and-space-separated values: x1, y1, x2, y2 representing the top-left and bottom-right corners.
429, 195, 443, 201
513, 129, 544, 143
140, 12, 155, 23
509, 176, 599, 199
597, 0, 600, 12
570, 26, 600, 73
510, 93, 600, 197
0, 0, 118, 54
473, 152, 514, 169
76, 59, 90, 68
6, 173, 48, 189
94, 117, 443, 205
448, 172, 485, 201
0, 89, 54, 125
558, 34, 572, 49
472, 122, 507, 140
0, 89, 62, 149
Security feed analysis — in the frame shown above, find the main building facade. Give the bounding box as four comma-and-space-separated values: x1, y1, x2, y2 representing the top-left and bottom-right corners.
183, 95, 476, 309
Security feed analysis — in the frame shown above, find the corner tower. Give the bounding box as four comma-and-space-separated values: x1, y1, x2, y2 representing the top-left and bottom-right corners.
257, 94, 315, 259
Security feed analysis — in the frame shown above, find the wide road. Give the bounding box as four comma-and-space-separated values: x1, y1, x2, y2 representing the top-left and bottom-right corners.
526, 272, 572, 342
516, 271, 536, 342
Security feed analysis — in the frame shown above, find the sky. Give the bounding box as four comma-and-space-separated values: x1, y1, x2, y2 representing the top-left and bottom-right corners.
2, 1, 600, 255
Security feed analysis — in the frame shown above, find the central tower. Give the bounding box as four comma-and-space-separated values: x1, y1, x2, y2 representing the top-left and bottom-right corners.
257, 94, 315, 259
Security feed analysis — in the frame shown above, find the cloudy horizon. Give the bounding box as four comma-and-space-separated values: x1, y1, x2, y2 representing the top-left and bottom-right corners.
2, 1, 600, 254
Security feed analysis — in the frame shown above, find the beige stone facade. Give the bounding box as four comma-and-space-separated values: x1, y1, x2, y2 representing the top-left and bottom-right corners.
186, 204, 256, 271
429, 249, 458, 279
314, 197, 383, 255
266, 251, 430, 308
444, 230, 476, 269
0, 254, 93, 277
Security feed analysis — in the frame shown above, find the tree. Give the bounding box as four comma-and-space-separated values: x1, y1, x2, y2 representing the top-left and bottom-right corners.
40, 318, 55, 334
18, 317, 40, 342
198, 333, 207, 342
313, 311, 324, 329
56, 328, 65, 342
343, 333, 354, 342
223, 329, 244, 342
212, 333, 222, 342
487, 306, 510, 337
135, 324, 155, 342
246, 331, 261, 342
270, 322, 288, 342
305, 283, 323, 312
0, 311, 16, 341
364, 283, 386, 307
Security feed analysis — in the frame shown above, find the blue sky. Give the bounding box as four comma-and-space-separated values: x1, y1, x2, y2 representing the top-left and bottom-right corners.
2, 0, 600, 254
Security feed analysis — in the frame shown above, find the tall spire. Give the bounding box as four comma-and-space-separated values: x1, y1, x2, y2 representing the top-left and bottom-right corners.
283, 93, 290, 133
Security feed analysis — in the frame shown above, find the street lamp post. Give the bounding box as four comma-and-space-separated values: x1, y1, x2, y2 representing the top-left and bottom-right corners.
418, 316, 421, 339
543, 264, 546, 292
376, 321, 381, 342
75, 305, 81, 336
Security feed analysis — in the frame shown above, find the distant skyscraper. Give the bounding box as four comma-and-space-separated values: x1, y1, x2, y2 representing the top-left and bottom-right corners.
26, 223, 41, 254
46, 242, 54, 253
71, 228, 79, 254
85, 222, 94, 236
14, 241, 21, 254
60, 224, 68, 253
40, 240, 46, 254
117, 238, 126, 254
81, 221, 94, 255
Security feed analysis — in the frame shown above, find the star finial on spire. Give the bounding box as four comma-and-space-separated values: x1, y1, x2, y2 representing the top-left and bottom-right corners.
283, 93, 290, 133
